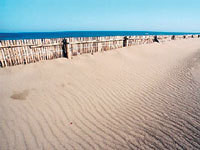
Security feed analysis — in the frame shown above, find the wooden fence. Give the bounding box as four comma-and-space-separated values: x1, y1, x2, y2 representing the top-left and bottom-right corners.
0, 34, 199, 67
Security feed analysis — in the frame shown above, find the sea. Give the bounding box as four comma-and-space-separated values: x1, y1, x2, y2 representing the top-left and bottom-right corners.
0, 31, 199, 40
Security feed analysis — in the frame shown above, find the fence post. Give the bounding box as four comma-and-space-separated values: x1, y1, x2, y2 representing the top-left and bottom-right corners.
171, 35, 175, 40
66, 39, 72, 59
62, 38, 71, 59
62, 38, 67, 58
123, 36, 128, 47
153, 35, 159, 43
127, 37, 129, 46
98, 41, 102, 52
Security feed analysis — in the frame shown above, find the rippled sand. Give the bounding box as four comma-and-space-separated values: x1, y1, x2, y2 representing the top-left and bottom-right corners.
0, 38, 200, 150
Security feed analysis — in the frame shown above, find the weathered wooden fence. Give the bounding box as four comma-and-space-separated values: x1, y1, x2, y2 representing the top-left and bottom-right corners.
0, 34, 199, 67
0, 38, 63, 67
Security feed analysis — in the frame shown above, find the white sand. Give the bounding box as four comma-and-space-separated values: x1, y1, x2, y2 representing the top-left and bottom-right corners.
0, 38, 200, 150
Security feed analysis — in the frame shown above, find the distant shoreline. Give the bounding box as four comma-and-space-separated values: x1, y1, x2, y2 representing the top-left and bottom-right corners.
1, 31, 200, 40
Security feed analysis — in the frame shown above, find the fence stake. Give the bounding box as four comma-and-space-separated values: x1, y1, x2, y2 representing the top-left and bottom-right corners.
66, 39, 71, 59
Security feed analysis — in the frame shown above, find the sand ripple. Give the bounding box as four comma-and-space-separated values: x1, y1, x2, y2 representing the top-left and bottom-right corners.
0, 39, 200, 150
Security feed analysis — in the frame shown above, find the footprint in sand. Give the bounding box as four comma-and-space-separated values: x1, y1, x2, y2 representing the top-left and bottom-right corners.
11, 90, 29, 100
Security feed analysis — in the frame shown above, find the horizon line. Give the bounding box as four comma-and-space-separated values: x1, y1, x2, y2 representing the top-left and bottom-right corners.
0, 30, 200, 34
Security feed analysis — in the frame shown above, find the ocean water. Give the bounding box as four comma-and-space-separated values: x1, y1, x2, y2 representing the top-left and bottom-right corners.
0, 31, 199, 40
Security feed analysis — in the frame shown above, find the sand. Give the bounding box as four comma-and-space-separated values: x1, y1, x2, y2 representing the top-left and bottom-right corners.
0, 38, 200, 150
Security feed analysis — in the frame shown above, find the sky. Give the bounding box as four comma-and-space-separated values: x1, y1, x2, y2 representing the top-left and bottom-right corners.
0, 0, 200, 33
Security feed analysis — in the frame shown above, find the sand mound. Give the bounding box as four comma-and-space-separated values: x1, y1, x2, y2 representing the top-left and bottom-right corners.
0, 38, 200, 150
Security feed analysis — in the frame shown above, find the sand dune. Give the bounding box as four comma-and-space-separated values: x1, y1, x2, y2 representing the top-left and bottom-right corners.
0, 38, 200, 150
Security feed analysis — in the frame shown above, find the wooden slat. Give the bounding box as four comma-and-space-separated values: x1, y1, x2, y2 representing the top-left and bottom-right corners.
0, 35, 194, 67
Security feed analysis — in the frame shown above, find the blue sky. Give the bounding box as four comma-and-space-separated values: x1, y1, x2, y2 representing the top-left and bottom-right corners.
0, 0, 200, 32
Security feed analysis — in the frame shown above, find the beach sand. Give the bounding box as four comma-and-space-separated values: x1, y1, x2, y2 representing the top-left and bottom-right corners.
0, 38, 200, 150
